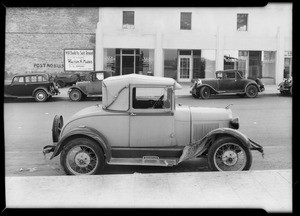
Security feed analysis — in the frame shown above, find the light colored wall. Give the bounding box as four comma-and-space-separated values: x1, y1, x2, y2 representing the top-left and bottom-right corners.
96, 3, 292, 83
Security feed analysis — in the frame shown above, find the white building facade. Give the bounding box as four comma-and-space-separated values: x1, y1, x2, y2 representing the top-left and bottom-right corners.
95, 4, 292, 84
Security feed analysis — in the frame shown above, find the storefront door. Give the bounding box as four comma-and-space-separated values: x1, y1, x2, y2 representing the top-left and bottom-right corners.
178, 56, 192, 82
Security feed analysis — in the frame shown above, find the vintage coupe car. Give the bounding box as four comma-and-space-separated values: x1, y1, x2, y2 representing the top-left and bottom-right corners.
190, 70, 265, 99
68, 71, 113, 101
4, 73, 60, 102
43, 74, 263, 175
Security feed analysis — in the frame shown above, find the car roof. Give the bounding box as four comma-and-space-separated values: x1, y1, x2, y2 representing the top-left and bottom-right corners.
13, 73, 50, 77
103, 74, 182, 89
102, 74, 182, 111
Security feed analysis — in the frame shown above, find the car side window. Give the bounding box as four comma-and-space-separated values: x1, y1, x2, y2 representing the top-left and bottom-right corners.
13, 76, 24, 83
226, 72, 236, 79
32, 76, 37, 82
37, 75, 44, 82
25, 76, 31, 83
132, 87, 171, 110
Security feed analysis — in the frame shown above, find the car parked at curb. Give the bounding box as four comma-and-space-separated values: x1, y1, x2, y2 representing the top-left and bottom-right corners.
4, 73, 60, 102
190, 70, 265, 99
68, 70, 113, 101
43, 74, 264, 175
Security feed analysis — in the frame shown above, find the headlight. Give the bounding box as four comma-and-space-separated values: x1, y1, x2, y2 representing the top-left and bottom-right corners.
230, 117, 239, 129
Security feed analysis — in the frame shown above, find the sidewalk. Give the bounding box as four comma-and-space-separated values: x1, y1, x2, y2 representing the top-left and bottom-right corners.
5, 169, 292, 212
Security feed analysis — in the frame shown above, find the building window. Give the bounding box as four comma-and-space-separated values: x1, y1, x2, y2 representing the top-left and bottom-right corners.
180, 12, 192, 30
237, 14, 248, 31
123, 11, 135, 29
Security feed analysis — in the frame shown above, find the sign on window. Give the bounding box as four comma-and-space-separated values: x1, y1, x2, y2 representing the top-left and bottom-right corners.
64, 49, 94, 71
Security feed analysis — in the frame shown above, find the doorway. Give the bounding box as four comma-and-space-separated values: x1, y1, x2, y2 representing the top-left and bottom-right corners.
178, 55, 192, 82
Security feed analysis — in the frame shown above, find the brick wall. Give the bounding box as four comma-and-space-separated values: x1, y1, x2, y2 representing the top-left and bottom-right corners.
5, 7, 99, 78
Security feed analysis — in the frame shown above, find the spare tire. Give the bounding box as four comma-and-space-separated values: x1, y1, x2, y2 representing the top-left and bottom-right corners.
52, 115, 64, 142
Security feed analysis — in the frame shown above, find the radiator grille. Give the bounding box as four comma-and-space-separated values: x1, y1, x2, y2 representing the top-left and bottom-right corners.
192, 123, 219, 142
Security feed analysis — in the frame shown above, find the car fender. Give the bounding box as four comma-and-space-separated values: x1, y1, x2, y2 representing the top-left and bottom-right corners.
32, 87, 51, 97
178, 127, 251, 163
68, 86, 87, 96
197, 84, 218, 94
50, 126, 111, 161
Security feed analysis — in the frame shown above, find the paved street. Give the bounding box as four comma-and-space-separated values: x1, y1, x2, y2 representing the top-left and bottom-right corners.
4, 87, 293, 212
4, 89, 292, 176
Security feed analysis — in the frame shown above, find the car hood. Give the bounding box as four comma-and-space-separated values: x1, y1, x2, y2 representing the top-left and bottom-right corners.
190, 106, 232, 121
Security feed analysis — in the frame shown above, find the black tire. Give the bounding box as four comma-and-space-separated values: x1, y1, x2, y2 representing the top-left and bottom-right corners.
34, 90, 48, 102
52, 115, 63, 142
60, 137, 105, 175
56, 80, 65, 88
245, 85, 258, 98
207, 137, 252, 171
200, 86, 211, 99
192, 88, 200, 99
69, 89, 82, 101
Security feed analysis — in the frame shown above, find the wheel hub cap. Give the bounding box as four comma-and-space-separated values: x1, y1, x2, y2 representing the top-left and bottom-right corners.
38, 93, 45, 99
222, 150, 238, 166
75, 152, 91, 167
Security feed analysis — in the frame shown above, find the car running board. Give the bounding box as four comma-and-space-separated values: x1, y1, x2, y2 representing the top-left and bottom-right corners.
108, 156, 179, 167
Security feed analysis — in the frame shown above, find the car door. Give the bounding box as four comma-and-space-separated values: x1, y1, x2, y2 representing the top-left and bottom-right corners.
10, 76, 27, 96
87, 72, 102, 95
219, 71, 237, 92
129, 86, 176, 147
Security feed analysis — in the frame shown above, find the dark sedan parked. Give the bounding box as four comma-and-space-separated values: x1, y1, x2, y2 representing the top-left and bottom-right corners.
4, 73, 60, 102
190, 70, 265, 99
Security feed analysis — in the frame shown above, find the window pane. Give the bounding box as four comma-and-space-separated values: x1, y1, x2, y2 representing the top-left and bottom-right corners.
201, 50, 216, 79
164, 49, 177, 79
25, 76, 31, 82
237, 14, 248, 31
180, 12, 191, 30
31, 76, 37, 82
133, 87, 170, 109
123, 11, 134, 25
179, 50, 191, 55
19, 77, 24, 83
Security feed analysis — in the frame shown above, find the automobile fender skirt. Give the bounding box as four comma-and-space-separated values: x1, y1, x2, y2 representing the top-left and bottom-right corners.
32, 87, 52, 97
197, 84, 218, 94
178, 127, 255, 163
68, 86, 87, 96
47, 126, 111, 161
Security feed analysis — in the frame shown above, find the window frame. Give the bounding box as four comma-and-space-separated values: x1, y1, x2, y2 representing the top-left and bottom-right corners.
130, 85, 173, 114
123, 11, 135, 29
180, 12, 192, 30
237, 13, 248, 31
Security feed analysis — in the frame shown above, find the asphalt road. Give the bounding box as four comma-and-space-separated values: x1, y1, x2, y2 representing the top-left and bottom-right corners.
4, 93, 292, 176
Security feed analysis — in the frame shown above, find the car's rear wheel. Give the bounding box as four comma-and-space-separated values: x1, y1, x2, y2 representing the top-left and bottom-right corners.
60, 138, 105, 175
34, 90, 48, 102
69, 89, 82, 101
200, 86, 211, 99
56, 80, 65, 88
245, 85, 258, 98
207, 137, 252, 171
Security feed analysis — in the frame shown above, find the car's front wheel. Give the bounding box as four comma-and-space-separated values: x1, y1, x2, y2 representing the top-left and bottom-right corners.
245, 85, 258, 98
69, 89, 82, 101
34, 90, 48, 102
60, 138, 105, 175
200, 86, 211, 99
207, 137, 252, 171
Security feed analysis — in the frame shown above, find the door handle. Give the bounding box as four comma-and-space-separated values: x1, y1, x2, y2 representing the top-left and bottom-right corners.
129, 112, 136, 116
